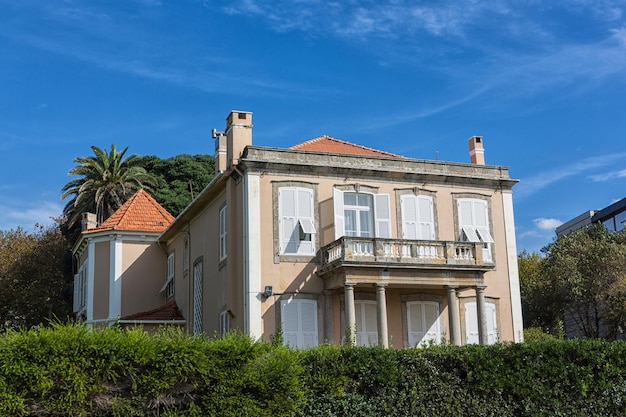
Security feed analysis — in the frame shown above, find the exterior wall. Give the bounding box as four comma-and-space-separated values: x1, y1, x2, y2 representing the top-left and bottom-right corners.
252, 168, 518, 344
92, 240, 110, 321
121, 241, 166, 318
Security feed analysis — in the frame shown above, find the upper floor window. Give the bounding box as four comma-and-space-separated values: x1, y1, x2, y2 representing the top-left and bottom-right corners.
333, 188, 391, 239
279, 187, 316, 255
457, 198, 493, 262
400, 194, 435, 240
165, 253, 175, 298
219, 205, 227, 261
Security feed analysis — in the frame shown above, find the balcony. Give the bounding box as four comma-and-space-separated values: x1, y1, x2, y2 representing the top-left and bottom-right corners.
319, 237, 494, 275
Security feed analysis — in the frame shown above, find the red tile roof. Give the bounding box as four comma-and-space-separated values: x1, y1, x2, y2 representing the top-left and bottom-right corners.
121, 300, 185, 322
290, 135, 401, 158
84, 189, 174, 234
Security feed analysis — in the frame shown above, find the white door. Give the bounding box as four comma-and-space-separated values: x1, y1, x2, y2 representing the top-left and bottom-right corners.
407, 301, 441, 347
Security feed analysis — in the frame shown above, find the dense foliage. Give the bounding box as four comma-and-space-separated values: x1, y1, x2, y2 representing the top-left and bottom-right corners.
136, 154, 215, 217
0, 226, 72, 330
1, 324, 625, 416
541, 224, 626, 339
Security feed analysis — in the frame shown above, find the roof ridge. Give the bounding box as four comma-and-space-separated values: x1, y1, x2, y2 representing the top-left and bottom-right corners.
290, 135, 400, 157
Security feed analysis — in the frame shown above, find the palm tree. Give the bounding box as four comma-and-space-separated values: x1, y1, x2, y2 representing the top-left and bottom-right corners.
61, 144, 157, 228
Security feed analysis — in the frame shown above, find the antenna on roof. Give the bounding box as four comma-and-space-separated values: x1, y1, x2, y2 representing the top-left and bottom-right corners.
435, 151, 439, 160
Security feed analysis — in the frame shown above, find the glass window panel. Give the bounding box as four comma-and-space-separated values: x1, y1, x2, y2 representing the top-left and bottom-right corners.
360, 211, 373, 237
358, 193, 373, 207
344, 192, 357, 206
345, 210, 357, 236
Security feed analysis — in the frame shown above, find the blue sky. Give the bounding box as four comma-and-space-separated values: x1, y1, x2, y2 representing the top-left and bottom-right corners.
2, 0, 626, 253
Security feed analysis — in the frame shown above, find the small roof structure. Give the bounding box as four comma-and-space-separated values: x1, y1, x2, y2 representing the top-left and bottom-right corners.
120, 300, 185, 322
290, 135, 401, 158
84, 189, 174, 234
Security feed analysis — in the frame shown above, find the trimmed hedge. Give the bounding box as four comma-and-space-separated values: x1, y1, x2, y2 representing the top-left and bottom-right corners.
1, 324, 625, 416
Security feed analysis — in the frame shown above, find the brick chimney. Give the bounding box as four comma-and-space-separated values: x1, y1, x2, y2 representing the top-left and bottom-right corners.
468, 136, 485, 165
226, 110, 252, 168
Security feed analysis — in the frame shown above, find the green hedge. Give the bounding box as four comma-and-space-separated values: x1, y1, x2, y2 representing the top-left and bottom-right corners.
1, 324, 625, 416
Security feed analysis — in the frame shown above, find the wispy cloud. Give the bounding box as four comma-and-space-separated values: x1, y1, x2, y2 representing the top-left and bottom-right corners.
515, 152, 626, 198
588, 169, 626, 182
0, 200, 63, 232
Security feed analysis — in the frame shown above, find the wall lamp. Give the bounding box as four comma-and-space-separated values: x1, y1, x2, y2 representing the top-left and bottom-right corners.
263, 286, 273, 298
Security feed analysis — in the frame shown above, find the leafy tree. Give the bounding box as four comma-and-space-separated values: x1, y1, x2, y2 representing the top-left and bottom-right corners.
0, 225, 72, 329
542, 223, 626, 339
136, 154, 215, 216
61, 144, 157, 228
518, 250, 561, 334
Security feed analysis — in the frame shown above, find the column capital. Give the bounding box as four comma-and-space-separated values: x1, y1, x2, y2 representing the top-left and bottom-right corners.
344, 282, 356, 288
375, 282, 389, 288
474, 284, 487, 293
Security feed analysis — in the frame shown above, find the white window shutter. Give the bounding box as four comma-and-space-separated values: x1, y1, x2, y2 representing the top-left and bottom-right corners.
281, 300, 300, 347
374, 194, 391, 238
279, 188, 298, 254
281, 299, 318, 348
333, 188, 344, 240
465, 302, 479, 344
300, 300, 318, 348
424, 302, 440, 342
407, 302, 425, 347
297, 188, 315, 255
418, 196, 435, 240
401, 195, 418, 240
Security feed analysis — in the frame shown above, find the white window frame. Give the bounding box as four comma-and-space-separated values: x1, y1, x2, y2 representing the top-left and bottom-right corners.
281, 298, 318, 349
278, 187, 316, 255
464, 301, 498, 345
73, 263, 87, 313
219, 205, 227, 262
161, 253, 175, 298
355, 300, 378, 346
219, 309, 230, 337
333, 188, 391, 240
406, 300, 441, 348
457, 198, 493, 262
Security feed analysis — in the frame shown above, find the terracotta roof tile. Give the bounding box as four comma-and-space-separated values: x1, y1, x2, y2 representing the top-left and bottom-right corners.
84, 189, 174, 234
290, 135, 401, 158
121, 300, 185, 321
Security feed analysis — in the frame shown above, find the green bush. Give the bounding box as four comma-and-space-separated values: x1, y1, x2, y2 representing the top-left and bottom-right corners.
1, 324, 625, 416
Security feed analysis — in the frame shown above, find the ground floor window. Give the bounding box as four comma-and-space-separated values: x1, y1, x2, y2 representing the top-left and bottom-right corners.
464, 301, 498, 344
355, 300, 378, 346
406, 300, 441, 347
281, 298, 318, 348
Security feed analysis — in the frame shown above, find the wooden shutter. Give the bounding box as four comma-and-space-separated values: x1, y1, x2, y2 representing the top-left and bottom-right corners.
297, 188, 315, 255
279, 188, 298, 254
418, 196, 435, 239
333, 188, 344, 240
374, 194, 391, 238
281, 299, 318, 348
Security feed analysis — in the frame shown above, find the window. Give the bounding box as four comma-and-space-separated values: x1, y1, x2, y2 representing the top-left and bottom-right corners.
219, 309, 230, 337
219, 205, 227, 261
281, 298, 318, 348
333, 189, 391, 239
73, 264, 87, 313
457, 198, 493, 262
406, 301, 441, 347
279, 187, 316, 255
161, 253, 175, 298
355, 300, 378, 346
183, 238, 189, 273
401, 194, 435, 240
193, 261, 203, 334
465, 301, 498, 344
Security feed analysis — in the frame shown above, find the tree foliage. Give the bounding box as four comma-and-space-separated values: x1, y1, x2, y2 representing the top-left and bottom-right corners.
61, 144, 157, 228
0, 225, 72, 329
518, 250, 562, 335
136, 154, 215, 217
542, 223, 626, 339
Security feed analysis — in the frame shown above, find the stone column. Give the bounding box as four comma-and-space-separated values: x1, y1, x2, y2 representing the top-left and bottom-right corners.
446, 286, 462, 346
376, 283, 389, 348
345, 283, 356, 345
475, 285, 488, 345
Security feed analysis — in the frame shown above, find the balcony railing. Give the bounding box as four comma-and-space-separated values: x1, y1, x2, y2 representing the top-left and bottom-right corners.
320, 237, 493, 271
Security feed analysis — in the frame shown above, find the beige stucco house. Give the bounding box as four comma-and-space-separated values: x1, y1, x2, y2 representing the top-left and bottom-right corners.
74, 109, 523, 347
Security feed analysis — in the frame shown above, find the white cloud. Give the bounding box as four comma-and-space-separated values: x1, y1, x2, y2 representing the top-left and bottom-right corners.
588, 169, 626, 182
533, 218, 563, 231
515, 152, 626, 198
0, 200, 63, 232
